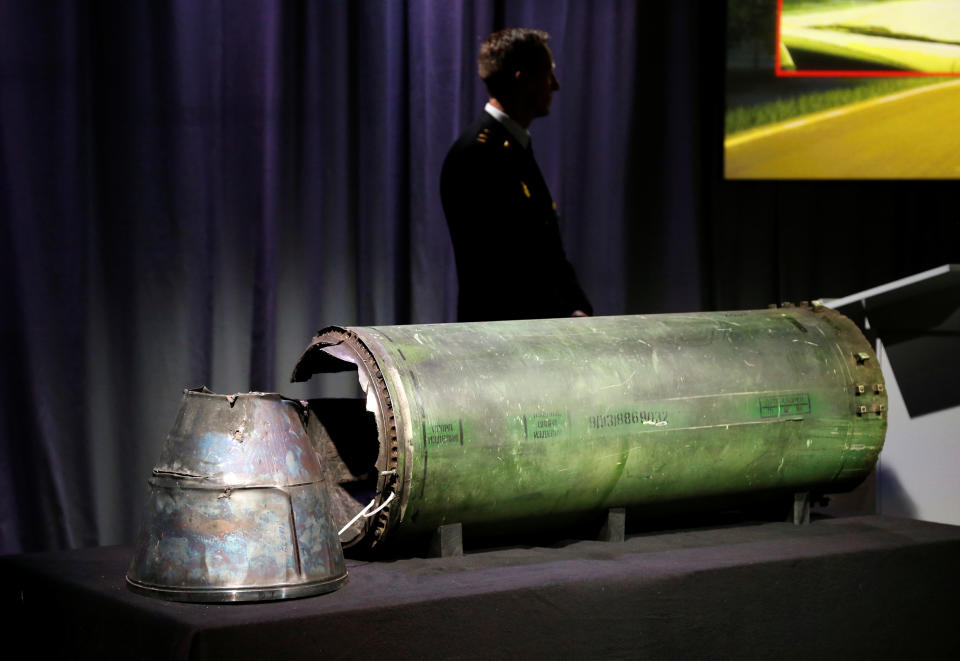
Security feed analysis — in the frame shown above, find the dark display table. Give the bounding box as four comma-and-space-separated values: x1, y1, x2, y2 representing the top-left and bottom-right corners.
4, 515, 958, 659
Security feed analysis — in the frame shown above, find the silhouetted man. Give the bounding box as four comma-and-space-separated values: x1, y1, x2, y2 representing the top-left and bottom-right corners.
441, 28, 592, 322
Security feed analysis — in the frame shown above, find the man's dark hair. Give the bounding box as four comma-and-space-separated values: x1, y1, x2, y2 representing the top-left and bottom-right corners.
478, 28, 550, 99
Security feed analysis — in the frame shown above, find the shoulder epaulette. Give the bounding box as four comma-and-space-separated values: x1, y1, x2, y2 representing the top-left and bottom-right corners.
475, 127, 491, 144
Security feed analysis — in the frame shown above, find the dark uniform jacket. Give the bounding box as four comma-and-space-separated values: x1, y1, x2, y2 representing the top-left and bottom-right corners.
440, 112, 592, 322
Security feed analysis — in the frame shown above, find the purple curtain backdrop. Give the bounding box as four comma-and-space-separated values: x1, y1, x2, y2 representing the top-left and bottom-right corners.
0, 0, 645, 553
2, 1, 957, 554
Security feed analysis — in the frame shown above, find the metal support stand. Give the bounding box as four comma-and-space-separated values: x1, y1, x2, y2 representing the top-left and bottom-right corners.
429, 522, 463, 557
599, 507, 626, 542
791, 492, 811, 526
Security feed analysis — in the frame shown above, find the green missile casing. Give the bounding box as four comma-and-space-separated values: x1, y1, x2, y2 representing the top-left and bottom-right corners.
292, 305, 886, 549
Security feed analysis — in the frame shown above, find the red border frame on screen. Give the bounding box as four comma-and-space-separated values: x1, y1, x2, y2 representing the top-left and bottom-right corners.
774, 0, 960, 77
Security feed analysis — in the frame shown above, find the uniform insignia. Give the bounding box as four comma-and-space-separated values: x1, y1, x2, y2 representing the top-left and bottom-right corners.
521, 181, 531, 198
503, 140, 510, 148
552, 202, 557, 211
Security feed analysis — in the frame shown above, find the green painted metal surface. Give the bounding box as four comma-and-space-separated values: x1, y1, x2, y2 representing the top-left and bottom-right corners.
292, 305, 886, 548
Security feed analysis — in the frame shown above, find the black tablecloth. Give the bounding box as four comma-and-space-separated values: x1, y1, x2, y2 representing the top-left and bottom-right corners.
4, 515, 958, 659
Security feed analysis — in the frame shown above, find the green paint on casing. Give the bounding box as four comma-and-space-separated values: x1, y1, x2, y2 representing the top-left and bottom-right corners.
292, 306, 886, 547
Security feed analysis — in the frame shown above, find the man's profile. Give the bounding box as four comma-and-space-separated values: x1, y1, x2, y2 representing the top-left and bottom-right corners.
440, 28, 592, 322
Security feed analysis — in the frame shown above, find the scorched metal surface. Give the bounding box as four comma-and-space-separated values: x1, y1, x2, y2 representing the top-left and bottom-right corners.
126, 390, 348, 601
292, 305, 886, 549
